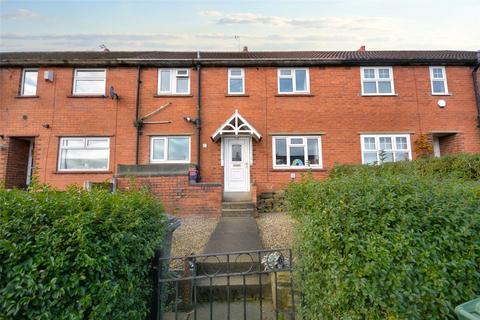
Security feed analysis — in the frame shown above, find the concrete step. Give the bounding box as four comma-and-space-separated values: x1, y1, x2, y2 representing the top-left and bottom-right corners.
223, 192, 252, 202
222, 201, 255, 210
221, 208, 255, 217
197, 255, 262, 275
195, 274, 271, 301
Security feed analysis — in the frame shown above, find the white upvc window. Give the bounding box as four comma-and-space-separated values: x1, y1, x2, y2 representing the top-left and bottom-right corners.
150, 136, 190, 163
277, 68, 309, 94
272, 136, 322, 169
430, 66, 449, 95
228, 68, 245, 94
158, 69, 190, 95
58, 137, 110, 171
21, 69, 38, 96
360, 67, 395, 95
360, 134, 411, 165
73, 69, 106, 95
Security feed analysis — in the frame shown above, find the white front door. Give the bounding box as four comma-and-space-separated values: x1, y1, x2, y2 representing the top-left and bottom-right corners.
224, 137, 250, 192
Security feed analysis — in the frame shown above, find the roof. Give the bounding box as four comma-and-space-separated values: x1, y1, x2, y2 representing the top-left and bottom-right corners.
1, 50, 478, 67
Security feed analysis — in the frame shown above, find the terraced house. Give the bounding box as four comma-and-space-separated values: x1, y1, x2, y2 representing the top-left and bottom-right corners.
1, 49, 479, 215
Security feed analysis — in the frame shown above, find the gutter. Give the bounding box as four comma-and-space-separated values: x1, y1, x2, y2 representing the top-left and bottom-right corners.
195, 57, 202, 180
135, 66, 142, 164
473, 51, 480, 127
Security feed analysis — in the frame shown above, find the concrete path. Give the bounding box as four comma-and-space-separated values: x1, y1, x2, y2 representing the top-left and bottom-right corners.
203, 216, 263, 254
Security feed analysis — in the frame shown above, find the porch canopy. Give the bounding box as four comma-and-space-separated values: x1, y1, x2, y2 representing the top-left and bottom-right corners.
211, 109, 262, 142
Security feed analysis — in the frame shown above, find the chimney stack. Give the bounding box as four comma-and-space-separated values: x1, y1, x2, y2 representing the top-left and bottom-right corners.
243, 46, 249, 52
357, 45, 366, 52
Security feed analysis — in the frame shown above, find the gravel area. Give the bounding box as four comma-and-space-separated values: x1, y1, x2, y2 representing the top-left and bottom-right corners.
256, 212, 296, 249
170, 216, 219, 257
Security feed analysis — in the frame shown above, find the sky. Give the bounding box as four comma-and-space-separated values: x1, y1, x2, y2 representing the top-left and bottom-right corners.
0, 0, 479, 52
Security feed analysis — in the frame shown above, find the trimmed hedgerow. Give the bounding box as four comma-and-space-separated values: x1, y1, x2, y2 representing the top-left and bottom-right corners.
288, 158, 480, 319
0, 186, 167, 319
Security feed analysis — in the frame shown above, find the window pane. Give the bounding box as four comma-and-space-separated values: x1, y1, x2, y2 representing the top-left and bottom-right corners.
229, 79, 243, 93
22, 71, 38, 95
176, 69, 188, 76
75, 80, 104, 94
378, 81, 392, 93
176, 78, 189, 93
432, 80, 445, 93
289, 146, 305, 166
152, 139, 165, 160
363, 152, 378, 164
395, 151, 410, 161
76, 70, 105, 78
231, 144, 242, 161
230, 69, 242, 76
363, 81, 377, 94
290, 138, 303, 144
395, 137, 408, 150
378, 68, 390, 79
87, 139, 109, 148
307, 138, 319, 165
379, 137, 392, 150
275, 139, 287, 165
280, 69, 291, 76
364, 137, 376, 150
279, 78, 293, 92
363, 69, 375, 79
160, 70, 171, 92
60, 149, 108, 170
381, 152, 394, 163
63, 139, 84, 147
432, 68, 443, 78
295, 69, 307, 91
167, 138, 189, 161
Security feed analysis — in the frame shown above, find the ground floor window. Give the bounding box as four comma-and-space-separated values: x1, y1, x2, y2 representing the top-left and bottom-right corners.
150, 136, 190, 163
361, 134, 411, 164
273, 136, 322, 169
58, 137, 110, 171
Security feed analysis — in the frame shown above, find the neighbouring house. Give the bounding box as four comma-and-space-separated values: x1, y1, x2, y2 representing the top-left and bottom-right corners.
1, 49, 479, 215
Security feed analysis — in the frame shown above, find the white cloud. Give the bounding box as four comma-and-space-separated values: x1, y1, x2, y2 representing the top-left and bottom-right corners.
199, 10, 223, 17
1, 8, 42, 20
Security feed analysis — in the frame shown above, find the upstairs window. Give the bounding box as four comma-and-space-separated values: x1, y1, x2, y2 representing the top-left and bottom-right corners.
361, 67, 395, 95
278, 68, 309, 94
361, 134, 411, 164
430, 66, 449, 95
150, 136, 190, 163
58, 137, 110, 171
73, 69, 106, 95
273, 136, 322, 169
228, 68, 245, 94
21, 69, 38, 96
158, 69, 190, 95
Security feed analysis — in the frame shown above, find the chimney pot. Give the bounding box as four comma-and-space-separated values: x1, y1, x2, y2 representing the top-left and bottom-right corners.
243, 46, 248, 52
358, 45, 366, 52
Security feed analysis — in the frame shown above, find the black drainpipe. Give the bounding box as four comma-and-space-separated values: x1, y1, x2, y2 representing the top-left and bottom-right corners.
472, 51, 480, 127
135, 66, 142, 164
196, 62, 202, 180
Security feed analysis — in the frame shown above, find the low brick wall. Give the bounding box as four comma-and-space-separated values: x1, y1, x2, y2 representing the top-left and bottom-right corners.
116, 175, 222, 216
257, 190, 287, 213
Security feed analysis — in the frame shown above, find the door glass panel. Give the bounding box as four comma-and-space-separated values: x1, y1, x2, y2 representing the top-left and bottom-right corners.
231, 144, 242, 161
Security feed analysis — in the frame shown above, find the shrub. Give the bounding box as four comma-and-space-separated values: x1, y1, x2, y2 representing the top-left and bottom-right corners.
0, 186, 167, 319
288, 168, 480, 319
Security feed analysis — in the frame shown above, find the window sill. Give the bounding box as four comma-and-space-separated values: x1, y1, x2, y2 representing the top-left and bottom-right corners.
15, 95, 39, 99
54, 170, 112, 174
431, 93, 452, 96
67, 95, 107, 98
361, 93, 398, 97
225, 94, 250, 97
275, 93, 314, 97
271, 167, 326, 172
154, 94, 193, 98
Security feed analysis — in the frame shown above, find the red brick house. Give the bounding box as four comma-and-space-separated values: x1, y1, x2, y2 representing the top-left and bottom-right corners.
1, 50, 479, 214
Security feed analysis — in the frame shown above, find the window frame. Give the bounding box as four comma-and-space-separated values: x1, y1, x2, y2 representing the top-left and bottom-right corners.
228, 68, 245, 94
157, 68, 191, 95
277, 68, 310, 94
150, 136, 191, 163
57, 137, 110, 172
360, 66, 395, 96
72, 68, 107, 96
20, 68, 39, 96
272, 136, 323, 169
360, 134, 412, 165
429, 66, 449, 95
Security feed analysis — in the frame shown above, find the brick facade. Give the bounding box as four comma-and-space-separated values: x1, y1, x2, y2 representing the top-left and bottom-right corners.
1, 51, 479, 214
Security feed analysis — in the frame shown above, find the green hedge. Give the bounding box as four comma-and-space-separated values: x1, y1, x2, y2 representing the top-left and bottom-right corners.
288, 157, 480, 319
0, 186, 167, 319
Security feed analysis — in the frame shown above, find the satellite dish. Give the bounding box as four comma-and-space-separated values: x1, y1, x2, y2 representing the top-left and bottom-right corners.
437, 99, 446, 108
109, 86, 119, 100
